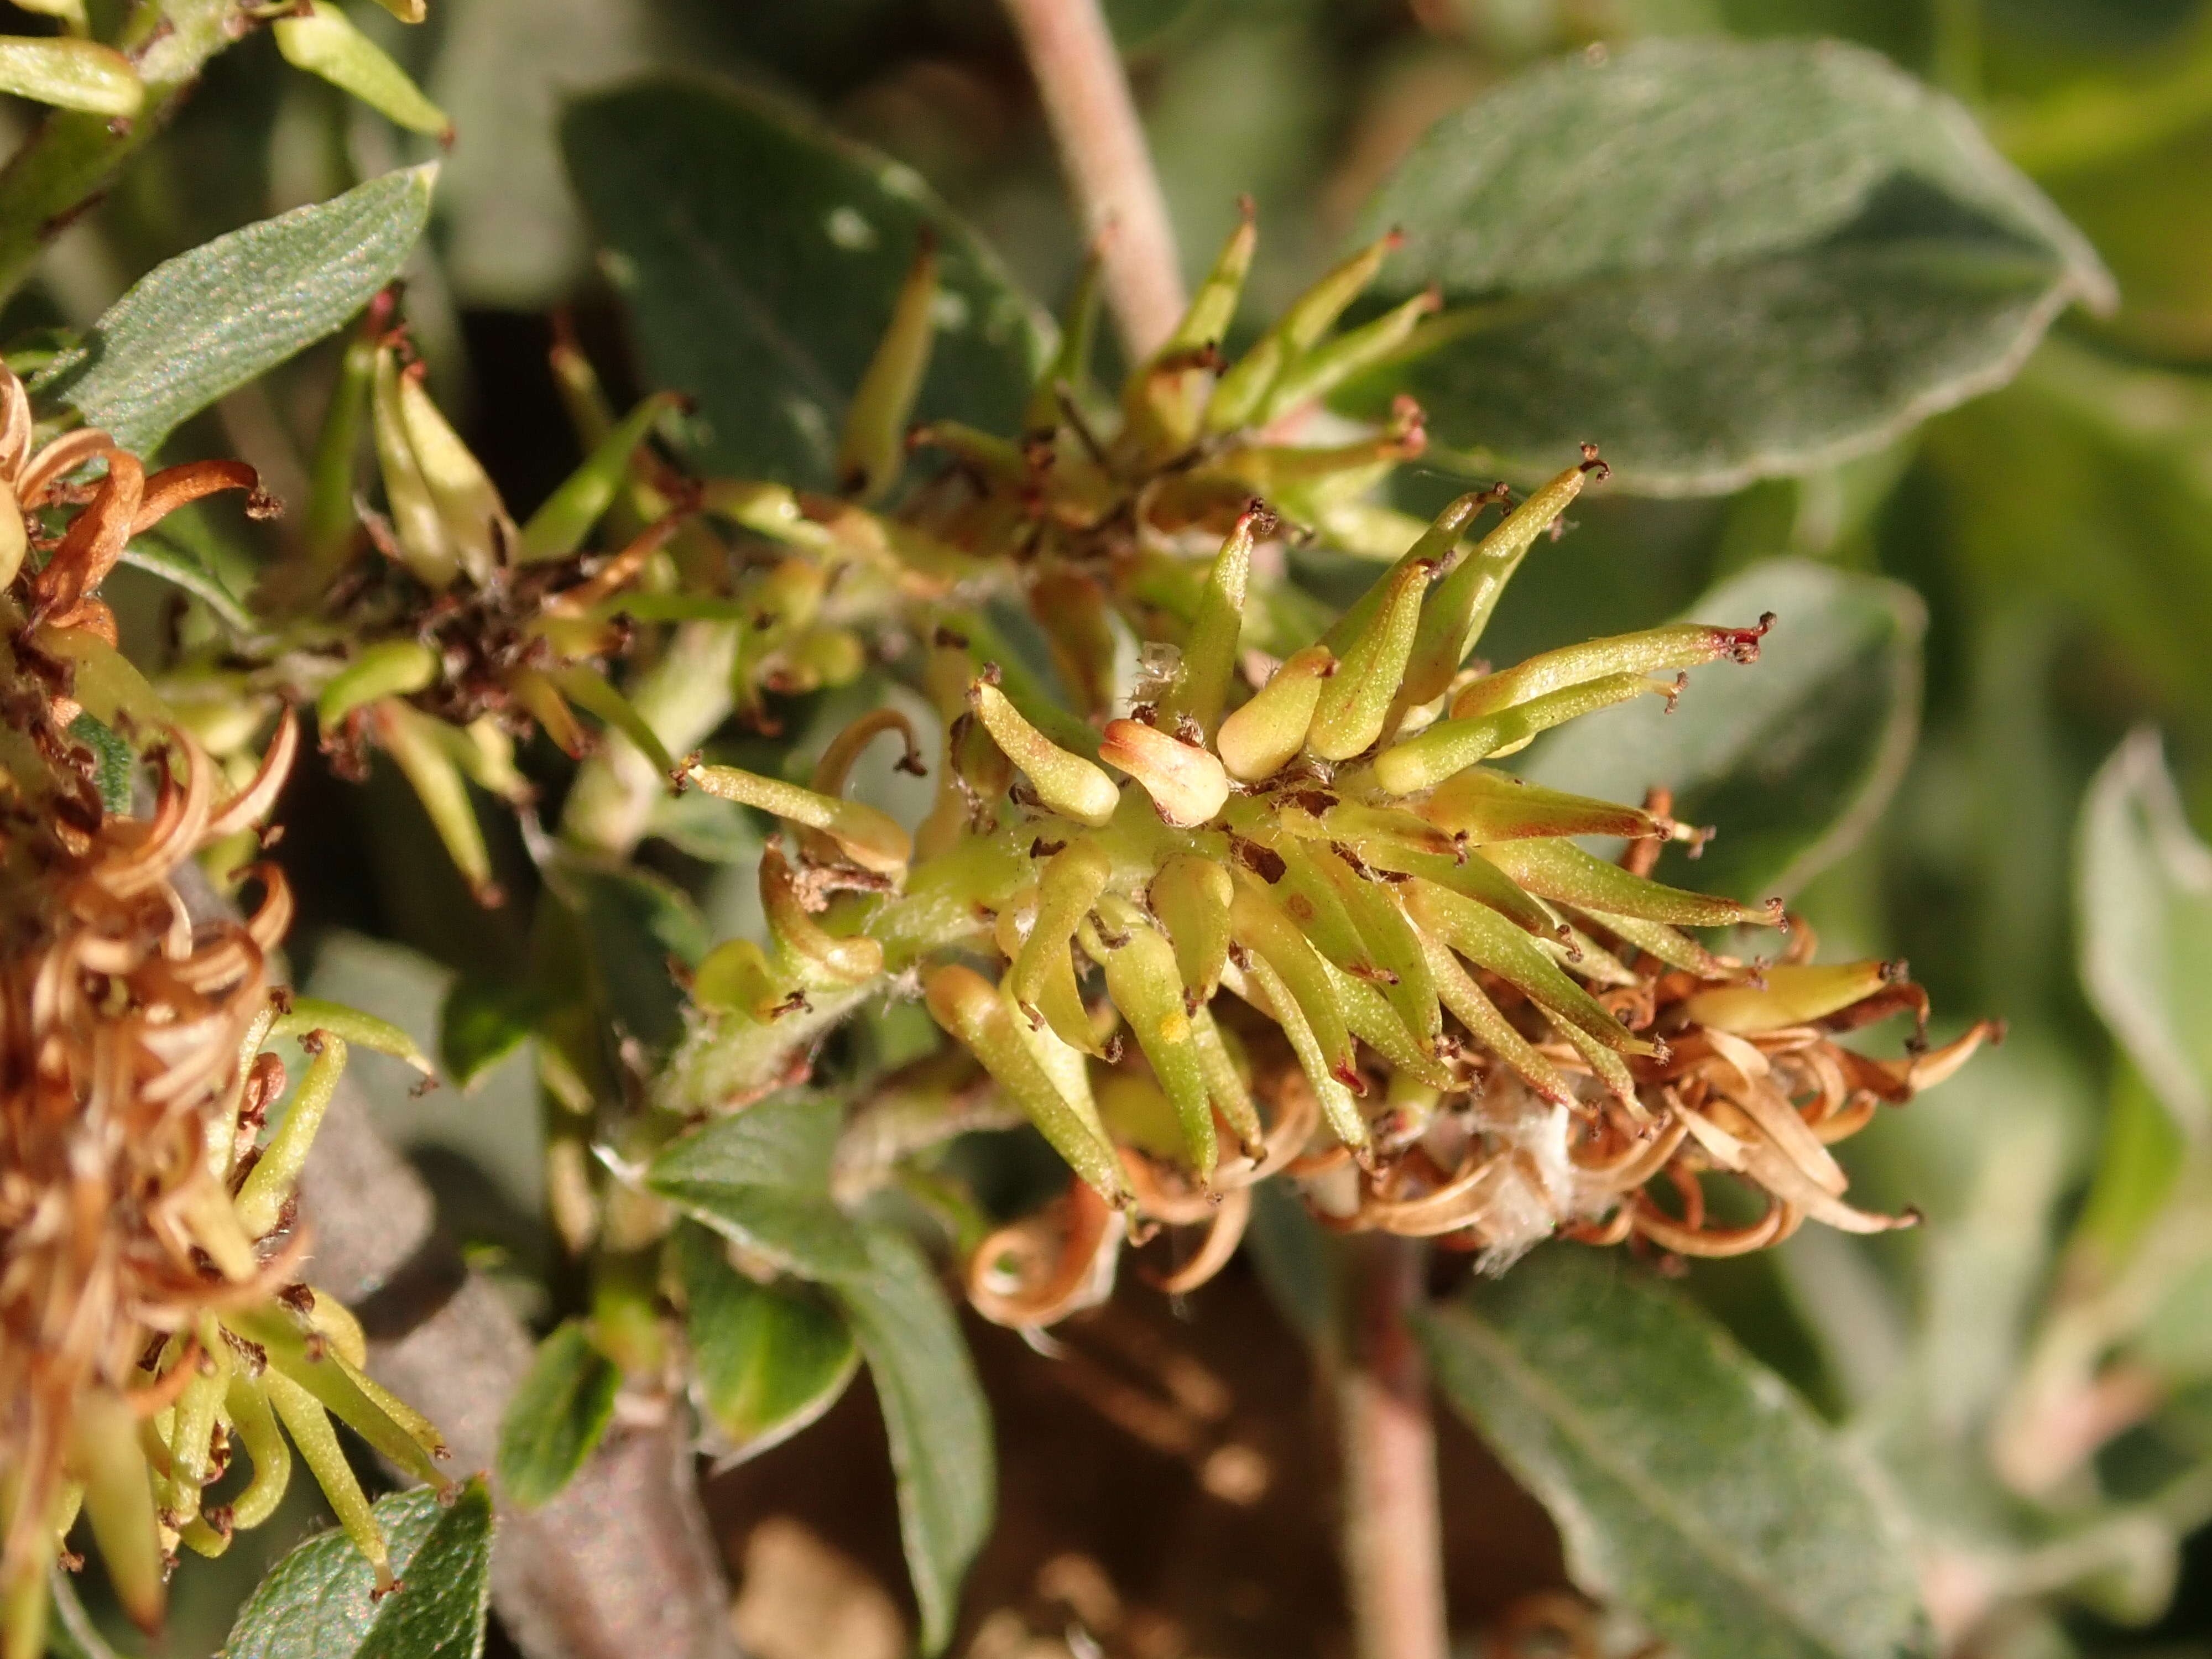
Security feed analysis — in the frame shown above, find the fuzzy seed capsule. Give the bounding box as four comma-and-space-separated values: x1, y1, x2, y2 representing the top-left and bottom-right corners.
1281, 230, 1401, 356
0, 36, 143, 118
1093, 905, 1217, 1184
1313, 844, 1441, 1046
375, 350, 514, 588
1415, 768, 1665, 844
1405, 879, 1651, 1058
1228, 879, 1362, 1098
70, 1391, 164, 1630
685, 761, 911, 875
969, 679, 1121, 827
273, 2, 448, 136
370, 700, 499, 905
1188, 1005, 1264, 1157
1478, 839, 1772, 931
1149, 853, 1234, 1001
691, 938, 789, 1022
1161, 507, 1265, 738
1204, 228, 1401, 432
925, 964, 1126, 1204
315, 637, 440, 726
1423, 452, 1606, 680
1237, 948, 1369, 1159
1449, 618, 1772, 723
371, 349, 456, 588
1099, 718, 1230, 827
1683, 962, 1902, 1035
1260, 285, 1441, 422
519, 392, 680, 563
1216, 645, 1335, 782
1307, 556, 1433, 760
761, 845, 885, 986
1373, 671, 1664, 797
1126, 209, 1255, 453
1011, 839, 1113, 1053
1417, 928, 1575, 1107
838, 230, 938, 502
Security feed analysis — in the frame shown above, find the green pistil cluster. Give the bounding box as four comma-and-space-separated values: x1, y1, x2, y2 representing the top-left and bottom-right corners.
675, 445, 1781, 1201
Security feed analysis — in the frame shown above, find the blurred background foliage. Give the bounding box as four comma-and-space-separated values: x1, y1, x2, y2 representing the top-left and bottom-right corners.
18, 0, 2212, 1653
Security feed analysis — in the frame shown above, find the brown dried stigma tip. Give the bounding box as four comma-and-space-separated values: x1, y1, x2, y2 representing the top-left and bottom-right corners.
1724, 613, 1780, 665
1578, 442, 1610, 481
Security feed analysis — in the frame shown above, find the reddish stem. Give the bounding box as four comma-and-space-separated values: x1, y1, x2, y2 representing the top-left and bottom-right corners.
1340, 1234, 1451, 1659
1001, 0, 1187, 361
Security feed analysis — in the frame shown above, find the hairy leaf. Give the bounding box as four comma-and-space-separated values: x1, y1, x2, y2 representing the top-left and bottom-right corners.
497, 1321, 622, 1510
49, 165, 437, 454
438, 977, 539, 1092
647, 1093, 869, 1279
221, 1481, 493, 1659
562, 76, 1048, 488
1353, 38, 2112, 494
554, 859, 708, 1051
830, 1225, 994, 1656
677, 1223, 858, 1457
65, 712, 134, 815
2078, 729, 2212, 1140
118, 534, 259, 634
1421, 1249, 1928, 1659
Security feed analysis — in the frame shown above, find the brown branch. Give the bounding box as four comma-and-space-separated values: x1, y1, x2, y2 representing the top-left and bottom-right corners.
1001, 0, 1186, 361
169, 860, 736, 1659
302, 1086, 742, 1659
1338, 1235, 1451, 1659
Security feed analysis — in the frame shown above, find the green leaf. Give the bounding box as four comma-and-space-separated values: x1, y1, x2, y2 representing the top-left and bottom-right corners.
676, 1223, 857, 1455
45, 1570, 125, 1659
1243, 1178, 1339, 1353
1520, 559, 1923, 903
2078, 730, 2212, 1139
2072, 1062, 2184, 1265
645, 786, 765, 863
65, 712, 133, 815
561, 76, 1049, 489
119, 533, 259, 634
221, 1479, 494, 1659
437, 976, 539, 1092
646, 1093, 869, 1279
46, 165, 437, 454
496, 1320, 622, 1510
427, 0, 660, 307
830, 1225, 993, 1656
1421, 1249, 1929, 1659
1352, 38, 2112, 495
554, 858, 708, 1050
1922, 346, 2212, 728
